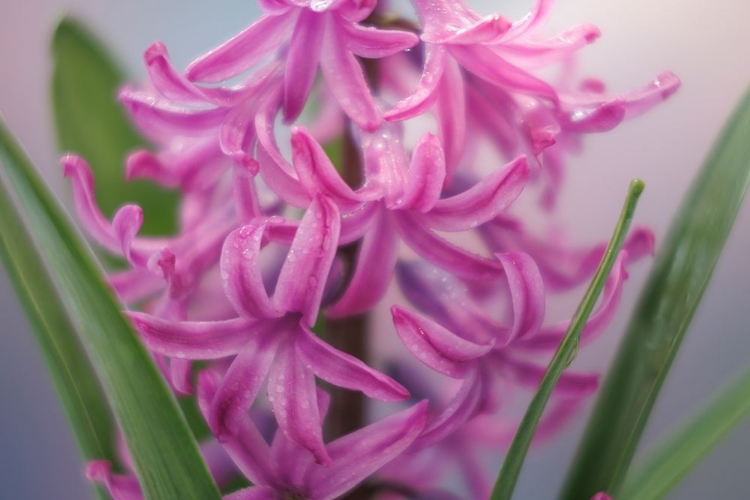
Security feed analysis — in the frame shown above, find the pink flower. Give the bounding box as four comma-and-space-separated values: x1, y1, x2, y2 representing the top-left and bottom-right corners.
129, 196, 408, 464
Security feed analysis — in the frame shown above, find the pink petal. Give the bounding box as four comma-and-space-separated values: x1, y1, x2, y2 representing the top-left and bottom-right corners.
342, 19, 419, 58
327, 208, 397, 317
144, 41, 227, 105
128, 313, 256, 359
591, 494, 612, 500
209, 326, 281, 439
296, 326, 409, 401
197, 371, 277, 487
517, 251, 630, 351
419, 155, 528, 231
221, 224, 283, 319
170, 359, 194, 394
224, 487, 279, 500
451, 44, 558, 103
119, 89, 228, 139
220, 98, 261, 171
284, 11, 326, 121
504, 0, 555, 41
339, 204, 378, 246
62, 155, 129, 251
500, 24, 601, 69
495, 252, 545, 343
416, 367, 483, 448
320, 16, 381, 131
268, 338, 330, 465
290, 127, 363, 210
255, 95, 313, 209
392, 306, 492, 377
308, 401, 429, 500
423, 15, 512, 44
398, 133, 446, 212
435, 56, 467, 173
273, 196, 341, 324
385, 45, 446, 122
394, 212, 502, 280
499, 355, 599, 397
86, 461, 143, 500
186, 13, 296, 83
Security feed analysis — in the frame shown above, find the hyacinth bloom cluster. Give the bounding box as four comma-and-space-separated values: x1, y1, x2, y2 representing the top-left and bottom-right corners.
63, 0, 679, 497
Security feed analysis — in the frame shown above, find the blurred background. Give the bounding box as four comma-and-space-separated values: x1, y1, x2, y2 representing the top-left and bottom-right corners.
1, 0, 749, 498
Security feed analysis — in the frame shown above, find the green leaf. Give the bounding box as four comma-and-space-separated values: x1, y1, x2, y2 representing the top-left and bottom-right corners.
0, 155, 115, 500
490, 180, 645, 500
619, 364, 750, 500
560, 85, 750, 500
0, 118, 221, 500
52, 17, 178, 236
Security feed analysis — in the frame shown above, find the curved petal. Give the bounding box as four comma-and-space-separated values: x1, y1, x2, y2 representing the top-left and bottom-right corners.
273, 196, 341, 324
62, 155, 140, 255
391, 306, 492, 378
284, 10, 325, 121
398, 133, 446, 212
209, 326, 281, 439
435, 56, 466, 173
291, 126, 363, 209
308, 401, 429, 500
394, 212, 502, 280
221, 224, 283, 319
495, 252, 545, 343
500, 24, 600, 69
342, 19, 419, 58
415, 367, 483, 448
499, 355, 599, 397
385, 44, 446, 122
268, 338, 330, 465
186, 13, 296, 83
255, 95, 312, 208
224, 487, 279, 500
220, 98, 261, 172
424, 15, 512, 44
420, 156, 528, 231
451, 44, 558, 103
327, 208, 397, 317
320, 17, 381, 131
197, 371, 277, 487
128, 313, 256, 359
86, 461, 143, 500
296, 326, 409, 401
119, 89, 228, 138
516, 251, 630, 351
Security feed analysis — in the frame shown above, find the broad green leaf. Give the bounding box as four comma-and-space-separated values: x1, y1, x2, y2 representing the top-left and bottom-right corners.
0, 162, 115, 500
620, 364, 750, 500
490, 180, 645, 500
0, 118, 221, 500
561, 85, 750, 500
52, 17, 178, 235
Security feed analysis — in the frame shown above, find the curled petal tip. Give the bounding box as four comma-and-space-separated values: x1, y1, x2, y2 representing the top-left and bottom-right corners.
144, 40, 169, 64
60, 154, 87, 177
85, 460, 112, 481
654, 71, 681, 99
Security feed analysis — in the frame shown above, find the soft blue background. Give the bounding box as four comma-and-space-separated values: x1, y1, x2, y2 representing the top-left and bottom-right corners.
1, 0, 749, 498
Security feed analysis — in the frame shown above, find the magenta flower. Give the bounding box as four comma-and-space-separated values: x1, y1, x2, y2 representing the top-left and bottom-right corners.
183, 0, 418, 129
55, 0, 680, 496
129, 196, 408, 464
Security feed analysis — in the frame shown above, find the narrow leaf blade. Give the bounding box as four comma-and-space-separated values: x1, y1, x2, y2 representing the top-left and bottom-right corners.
561, 85, 750, 499
52, 17, 178, 235
620, 364, 750, 500
0, 117, 221, 500
0, 167, 115, 500
490, 180, 645, 500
